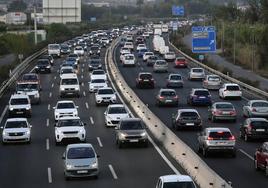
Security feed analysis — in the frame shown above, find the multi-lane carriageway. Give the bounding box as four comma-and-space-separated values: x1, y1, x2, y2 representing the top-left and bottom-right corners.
0, 44, 190, 188
114, 34, 268, 188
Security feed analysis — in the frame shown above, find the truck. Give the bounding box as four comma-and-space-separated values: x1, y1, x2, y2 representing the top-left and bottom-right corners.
16, 81, 41, 104
48, 43, 61, 57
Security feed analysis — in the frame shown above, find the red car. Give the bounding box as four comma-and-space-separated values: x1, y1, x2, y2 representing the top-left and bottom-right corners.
136, 72, 155, 89
174, 57, 187, 68
254, 142, 268, 176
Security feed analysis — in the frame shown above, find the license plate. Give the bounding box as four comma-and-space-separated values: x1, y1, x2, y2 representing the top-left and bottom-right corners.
103, 99, 110, 102
256, 129, 265, 132
186, 123, 194, 126
222, 112, 230, 115
77, 170, 88, 174
144, 79, 149, 82
166, 100, 172, 102
16, 111, 23, 114
199, 96, 206, 99
129, 139, 139, 143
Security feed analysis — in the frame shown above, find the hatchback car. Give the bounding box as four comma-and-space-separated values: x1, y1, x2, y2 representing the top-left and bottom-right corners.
203, 75, 221, 90
147, 55, 157, 66
156, 89, 178, 107
104, 104, 130, 127
136, 72, 155, 89
174, 56, 187, 68
240, 118, 268, 141
63, 143, 99, 180
122, 53, 136, 66
156, 175, 197, 188
187, 88, 212, 106
95, 87, 116, 105
219, 83, 242, 100
53, 100, 78, 121
166, 74, 183, 88
254, 142, 268, 176
188, 68, 205, 80
243, 100, 268, 118
153, 60, 168, 73
208, 102, 236, 122
88, 79, 107, 92
172, 109, 202, 130
198, 127, 236, 157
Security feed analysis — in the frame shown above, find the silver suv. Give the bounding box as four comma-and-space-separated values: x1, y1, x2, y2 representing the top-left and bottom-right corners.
197, 127, 236, 158
115, 118, 148, 148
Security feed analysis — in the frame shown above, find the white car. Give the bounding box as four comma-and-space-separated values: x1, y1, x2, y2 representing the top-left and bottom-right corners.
203, 75, 221, 90
122, 53, 136, 66
120, 51, 131, 62
60, 66, 76, 79
100, 37, 109, 45
136, 44, 147, 51
55, 117, 86, 144
73, 46, 85, 56
90, 70, 107, 81
1, 118, 32, 144
95, 87, 117, 105
8, 94, 31, 118
120, 47, 130, 55
59, 74, 80, 98
219, 83, 242, 99
143, 32, 150, 38
143, 52, 154, 61
88, 79, 108, 92
123, 42, 134, 51
164, 51, 176, 61
104, 104, 130, 127
53, 101, 78, 121
159, 46, 169, 55
188, 68, 205, 80
156, 175, 197, 188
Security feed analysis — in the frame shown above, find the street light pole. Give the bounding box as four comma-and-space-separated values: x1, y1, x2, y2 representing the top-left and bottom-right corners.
34, 0, 37, 45
233, 27, 236, 65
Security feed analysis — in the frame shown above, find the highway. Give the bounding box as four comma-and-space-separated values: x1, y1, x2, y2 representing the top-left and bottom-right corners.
113, 34, 268, 188
0, 45, 184, 187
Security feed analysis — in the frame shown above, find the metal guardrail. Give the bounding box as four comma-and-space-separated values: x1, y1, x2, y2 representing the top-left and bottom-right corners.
0, 48, 46, 98
106, 38, 232, 188
168, 42, 268, 100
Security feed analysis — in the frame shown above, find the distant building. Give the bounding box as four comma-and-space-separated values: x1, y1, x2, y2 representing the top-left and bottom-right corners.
84, 2, 110, 7
6, 12, 27, 25
31, 13, 44, 24
43, 0, 81, 24
0, 4, 8, 12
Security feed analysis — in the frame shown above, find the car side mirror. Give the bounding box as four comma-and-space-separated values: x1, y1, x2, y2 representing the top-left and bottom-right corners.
62, 153, 66, 159
115, 127, 119, 130
53, 107, 56, 109
0, 126, 3, 129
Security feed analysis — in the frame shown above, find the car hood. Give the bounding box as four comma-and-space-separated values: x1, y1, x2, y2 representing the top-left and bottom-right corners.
66, 158, 96, 167
107, 114, 129, 120
4, 128, 29, 133
119, 129, 146, 135
56, 126, 84, 132
55, 109, 77, 113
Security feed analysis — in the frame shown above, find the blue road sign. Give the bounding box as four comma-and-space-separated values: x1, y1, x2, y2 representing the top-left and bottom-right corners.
192, 26, 216, 53
172, 6, 184, 16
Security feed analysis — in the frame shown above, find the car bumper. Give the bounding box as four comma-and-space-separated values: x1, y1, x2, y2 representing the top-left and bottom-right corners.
9, 109, 31, 117
96, 99, 116, 104
250, 112, 268, 117
119, 138, 148, 144
153, 68, 168, 72
175, 63, 187, 68
207, 146, 236, 153
60, 90, 79, 96
167, 82, 183, 88
105, 119, 120, 127
214, 115, 236, 120
3, 136, 30, 143
65, 168, 98, 178
56, 134, 85, 142
192, 99, 212, 105
158, 100, 178, 106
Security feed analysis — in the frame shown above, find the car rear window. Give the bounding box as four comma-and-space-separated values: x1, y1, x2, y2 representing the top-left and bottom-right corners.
163, 182, 196, 188
192, 68, 203, 73
209, 131, 232, 139
67, 147, 95, 159
140, 74, 152, 79
156, 61, 166, 65
170, 75, 182, 80
251, 121, 268, 128
194, 90, 209, 96
215, 103, 233, 109
180, 112, 198, 117
252, 102, 268, 107
226, 85, 240, 91
208, 76, 220, 81
161, 91, 176, 96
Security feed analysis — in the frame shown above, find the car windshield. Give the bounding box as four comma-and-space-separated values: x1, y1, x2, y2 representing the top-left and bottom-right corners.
10, 98, 28, 105
5, 121, 28, 128
22, 74, 38, 81
91, 46, 99, 50
92, 70, 105, 75
38, 60, 49, 65
170, 75, 182, 80
163, 182, 196, 188
140, 74, 152, 79
226, 85, 240, 91
125, 55, 134, 60
156, 61, 166, 65
252, 102, 268, 107
98, 89, 113, 94
161, 91, 176, 96
17, 83, 38, 91
67, 147, 95, 159
90, 60, 101, 65
251, 121, 268, 128
215, 103, 233, 109
58, 119, 81, 127
91, 79, 105, 83
181, 112, 198, 117
61, 78, 78, 85
57, 102, 75, 109
66, 57, 76, 62
209, 131, 232, 139
61, 68, 73, 74
108, 107, 127, 114
208, 76, 220, 81
194, 90, 209, 96
192, 69, 203, 73
120, 120, 144, 130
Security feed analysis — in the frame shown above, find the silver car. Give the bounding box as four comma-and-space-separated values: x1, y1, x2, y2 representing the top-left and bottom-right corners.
63, 143, 99, 180
203, 75, 221, 90
188, 68, 205, 80
198, 127, 236, 157
153, 60, 168, 73
243, 100, 268, 118
208, 102, 237, 122
166, 74, 183, 88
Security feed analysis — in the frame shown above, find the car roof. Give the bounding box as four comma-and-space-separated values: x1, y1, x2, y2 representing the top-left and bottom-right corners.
11, 94, 29, 99
206, 127, 231, 132
160, 175, 194, 183
213, 102, 233, 105
108, 104, 125, 108
60, 74, 77, 79
139, 72, 152, 75
191, 67, 203, 70
249, 100, 268, 103
192, 88, 209, 91
58, 116, 80, 120
247, 118, 268, 122
169, 73, 181, 76
160, 88, 176, 92
224, 83, 239, 86
6, 118, 27, 122
57, 100, 74, 104
67, 143, 93, 149
178, 109, 198, 113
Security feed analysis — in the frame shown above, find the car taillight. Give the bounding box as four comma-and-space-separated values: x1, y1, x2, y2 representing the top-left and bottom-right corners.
174, 95, 178, 99
252, 108, 257, 112
214, 110, 222, 115
159, 96, 164, 99
207, 136, 214, 140
229, 135, 235, 140
248, 124, 252, 131
230, 110, 236, 115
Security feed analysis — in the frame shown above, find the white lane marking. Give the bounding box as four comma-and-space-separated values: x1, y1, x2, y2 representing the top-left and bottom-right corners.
51, 83, 54, 88
81, 82, 84, 87
105, 51, 181, 175
239, 149, 254, 161
242, 96, 249, 102
81, 75, 84, 79
49, 92, 52, 98
108, 164, 118, 179
82, 68, 84, 73
82, 64, 85, 67
85, 102, 89, 109
0, 105, 8, 124
140, 67, 144, 71
90, 117, 94, 124
83, 91, 86, 97
48, 104, 51, 110
30, 67, 36, 73
97, 137, 103, 147
46, 118, 49, 127
46, 138, 50, 150
54, 76, 57, 80
47, 167, 52, 183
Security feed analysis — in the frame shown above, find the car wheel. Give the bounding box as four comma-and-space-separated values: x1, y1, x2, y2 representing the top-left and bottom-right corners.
231, 150, 236, 158
65, 176, 70, 181
202, 147, 208, 157
197, 145, 202, 153
211, 116, 216, 123
254, 159, 260, 171
244, 134, 249, 142
265, 164, 268, 177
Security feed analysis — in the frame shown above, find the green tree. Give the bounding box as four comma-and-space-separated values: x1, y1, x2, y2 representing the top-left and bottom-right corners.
260, 0, 268, 23
46, 23, 72, 42
8, 0, 27, 12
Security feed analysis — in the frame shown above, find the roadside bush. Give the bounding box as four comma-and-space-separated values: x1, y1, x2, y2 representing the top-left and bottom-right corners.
236, 77, 260, 88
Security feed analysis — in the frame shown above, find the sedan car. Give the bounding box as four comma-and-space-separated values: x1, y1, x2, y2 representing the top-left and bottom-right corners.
63, 143, 99, 180
73, 46, 84, 56
136, 72, 155, 89
156, 89, 178, 107
187, 88, 212, 106
122, 53, 136, 66
156, 175, 197, 188
203, 75, 221, 90
53, 100, 78, 121
1, 118, 32, 144
88, 79, 107, 92
90, 70, 107, 81
172, 109, 202, 130
188, 68, 205, 80
35, 59, 51, 73
208, 102, 236, 122
174, 56, 187, 68
166, 74, 183, 88
219, 83, 242, 100
240, 118, 268, 141
88, 58, 102, 71
104, 104, 130, 127
95, 87, 116, 105
153, 60, 168, 73
243, 100, 268, 118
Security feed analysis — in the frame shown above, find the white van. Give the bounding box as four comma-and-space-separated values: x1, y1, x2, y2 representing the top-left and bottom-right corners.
59, 74, 80, 98
48, 44, 61, 57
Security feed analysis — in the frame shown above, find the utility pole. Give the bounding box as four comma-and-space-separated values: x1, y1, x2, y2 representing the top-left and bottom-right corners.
34, 0, 37, 45
221, 21, 225, 54
252, 31, 255, 72
233, 27, 236, 65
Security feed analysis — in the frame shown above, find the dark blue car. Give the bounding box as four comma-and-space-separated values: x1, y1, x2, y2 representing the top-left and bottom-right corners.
137, 48, 148, 58
187, 88, 212, 106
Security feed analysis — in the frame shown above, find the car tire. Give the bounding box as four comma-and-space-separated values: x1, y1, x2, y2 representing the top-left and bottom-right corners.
244, 134, 250, 142
202, 147, 208, 158
254, 159, 260, 171
231, 150, 236, 158
211, 116, 216, 123
265, 164, 268, 177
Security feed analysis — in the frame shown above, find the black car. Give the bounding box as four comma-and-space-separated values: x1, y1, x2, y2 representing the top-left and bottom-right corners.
35, 59, 51, 73
41, 54, 54, 66
60, 44, 71, 55
89, 45, 101, 56
240, 118, 268, 141
136, 72, 155, 89
88, 58, 102, 71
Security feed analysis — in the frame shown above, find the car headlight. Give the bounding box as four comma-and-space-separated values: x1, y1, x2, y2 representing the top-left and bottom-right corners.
75, 87, 79, 91
140, 132, 147, 137
55, 111, 59, 116
56, 129, 62, 135
26, 107, 30, 110
120, 132, 127, 138
35, 66, 38, 69
9, 107, 14, 111
60, 87, 65, 91
91, 162, 98, 168
97, 50, 100, 53
46, 66, 51, 68
66, 164, 73, 170
112, 95, 116, 100
26, 130, 30, 135
90, 50, 92, 53
34, 93, 39, 98
79, 129, 84, 134
2, 131, 6, 136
